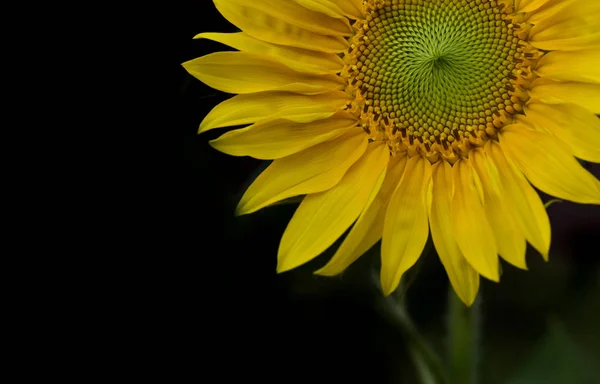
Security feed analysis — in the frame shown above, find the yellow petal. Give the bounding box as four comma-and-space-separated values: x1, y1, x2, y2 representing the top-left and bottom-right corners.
209, 114, 357, 160
183, 52, 343, 95
529, 32, 600, 51
381, 155, 431, 295
194, 32, 344, 75
501, 125, 600, 204
486, 141, 551, 259
327, 0, 365, 19
213, 0, 348, 53
291, 0, 347, 20
529, 2, 600, 51
535, 50, 600, 84
237, 130, 368, 215
522, 102, 600, 163
316, 155, 407, 276
528, 79, 600, 114
429, 161, 480, 306
528, 0, 596, 26
517, 0, 550, 13
228, 0, 351, 36
471, 150, 527, 270
451, 159, 499, 282
277, 142, 390, 273
199, 91, 350, 133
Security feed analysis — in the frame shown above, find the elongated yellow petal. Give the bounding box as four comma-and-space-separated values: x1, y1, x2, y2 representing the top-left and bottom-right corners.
210, 114, 357, 160
228, 0, 351, 36
451, 159, 499, 282
529, 32, 600, 51
529, 2, 600, 51
213, 0, 348, 53
237, 130, 368, 215
291, 0, 346, 20
528, 0, 596, 26
471, 150, 527, 270
486, 141, 551, 259
501, 125, 600, 204
429, 161, 480, 306
183, 52, 343, 95
522, 102, 600, 163
528, 79, 600, 114
277, 143, 390, 273
328, 0, 365, 19
194, 32, 344, 75
517, 0, 550, 13
381, 155, 431, 295
316, 155, 407, 276
535, 50, 600, 84
199, 91, 350, 133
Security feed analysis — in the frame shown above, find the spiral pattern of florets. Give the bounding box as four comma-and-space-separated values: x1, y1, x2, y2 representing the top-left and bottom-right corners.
343, 0, 542, 162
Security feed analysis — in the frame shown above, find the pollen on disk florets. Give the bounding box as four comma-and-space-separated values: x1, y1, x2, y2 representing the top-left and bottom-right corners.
342, 0, 543, 163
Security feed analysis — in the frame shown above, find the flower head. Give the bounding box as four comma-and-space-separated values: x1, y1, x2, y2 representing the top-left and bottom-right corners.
184, 0, 600, 305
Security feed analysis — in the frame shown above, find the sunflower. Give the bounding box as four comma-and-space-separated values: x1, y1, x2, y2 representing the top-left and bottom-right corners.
184, 0, 600, 305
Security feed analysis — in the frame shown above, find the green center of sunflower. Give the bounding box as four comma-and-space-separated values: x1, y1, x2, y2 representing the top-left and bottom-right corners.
345, 0, 535, 161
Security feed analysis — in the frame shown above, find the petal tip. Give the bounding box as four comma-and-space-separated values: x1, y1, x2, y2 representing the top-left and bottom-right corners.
181, 59, 194, 71
313, 268, 331, 276
381, 286, 394, 296
457, 292, 477, 307
478, 264, 500, 283
488, 274, 500, 283
198, 118, 217, 133
314, 263, 344, 276
275, 259, 295, 274
276, 251, 302, 274
208, 138, 224, 151
234, 201, 249, 217
380, 276, 398, 296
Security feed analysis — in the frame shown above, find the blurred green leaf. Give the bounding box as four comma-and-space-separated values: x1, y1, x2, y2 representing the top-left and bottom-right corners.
506, 320, 599, 384
543, 199, 562, 209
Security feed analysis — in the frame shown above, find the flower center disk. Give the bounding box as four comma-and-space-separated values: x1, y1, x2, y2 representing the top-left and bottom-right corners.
344, 0, 534, 162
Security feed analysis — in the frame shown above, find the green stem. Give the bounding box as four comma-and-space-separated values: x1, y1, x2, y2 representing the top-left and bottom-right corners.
374, 269, 449, 384
384, 299, 449, 384
448, 288, 480, 384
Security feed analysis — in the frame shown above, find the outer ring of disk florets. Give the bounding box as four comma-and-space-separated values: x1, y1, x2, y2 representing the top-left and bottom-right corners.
341, 0, 544, 164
